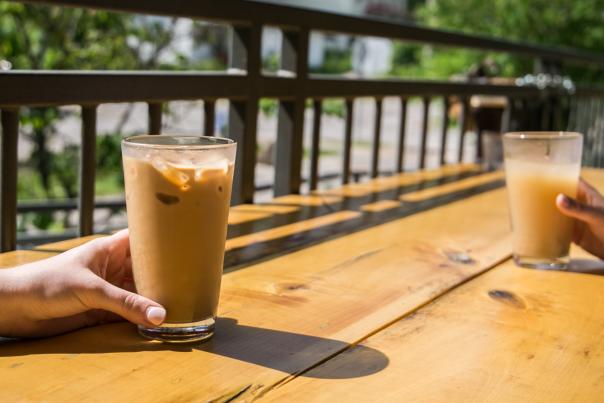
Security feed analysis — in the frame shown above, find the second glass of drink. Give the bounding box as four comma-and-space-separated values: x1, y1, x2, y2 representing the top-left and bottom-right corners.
503, 131, 583, 269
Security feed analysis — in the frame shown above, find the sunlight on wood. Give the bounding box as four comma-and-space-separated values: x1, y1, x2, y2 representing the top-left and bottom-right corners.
400, 170, 505, 202
225, 211, 361, 250
361, 199, 401, 212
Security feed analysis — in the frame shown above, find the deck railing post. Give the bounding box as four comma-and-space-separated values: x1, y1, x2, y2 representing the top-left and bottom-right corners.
274, 28, 309, 196
79, 105, 97, 236
342, 99, 354, 185
457, 97, 469, 163
203, 100, 216, 137
502, 97, 514, 133
0, 108, 19, 252
593, 97, 604, 168
371, 97, 383, 178
229, 25, 261, 204
475, 125, 483, 163
419, 97, 431, 169
148, 102, 162, 134
309, 99, 322, 190
396, 97, 407, 172
439, 96, 449, 166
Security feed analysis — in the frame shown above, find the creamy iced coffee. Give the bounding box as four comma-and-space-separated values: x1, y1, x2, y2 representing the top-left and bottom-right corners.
503, 132, 582, 269
122, 135, 236, 342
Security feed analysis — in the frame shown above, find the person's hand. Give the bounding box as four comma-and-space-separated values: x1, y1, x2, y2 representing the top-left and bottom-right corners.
556, 179, 604, 259
0, 230, 165, 338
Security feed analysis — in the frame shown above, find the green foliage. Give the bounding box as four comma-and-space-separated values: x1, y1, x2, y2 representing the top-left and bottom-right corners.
322, 99, 345, 118
258, 98, 345, 118
51, 144, 79, 199
97, 133, 123, 180
96, 132, 125, 193
17, 169, 56, 200
32, 211, 55, 231
310, 48, 352, 75
263, 52, 280, 72
259, 98, 278, 117
411, 0, 604, 82
391, 42, 420, 67
190, 21, 228, 68
0, 1, 221, 232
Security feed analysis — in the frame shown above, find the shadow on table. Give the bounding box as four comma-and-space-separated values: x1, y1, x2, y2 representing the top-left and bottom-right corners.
0, 317, 388, 379
566, 259, 604, 276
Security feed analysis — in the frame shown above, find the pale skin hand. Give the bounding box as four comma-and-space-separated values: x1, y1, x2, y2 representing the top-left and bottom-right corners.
0, 230, 165, 338
556, 178, 604, 260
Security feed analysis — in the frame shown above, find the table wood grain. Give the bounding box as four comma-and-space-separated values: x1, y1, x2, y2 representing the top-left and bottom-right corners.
1, 167, 602, 402
262, 248, 604, 402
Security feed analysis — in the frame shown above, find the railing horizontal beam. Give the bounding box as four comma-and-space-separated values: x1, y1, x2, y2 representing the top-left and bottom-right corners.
0, 72, 560, 107
0, 71, 248, 107
304, 77, 542, 98
22, 0, 604, 66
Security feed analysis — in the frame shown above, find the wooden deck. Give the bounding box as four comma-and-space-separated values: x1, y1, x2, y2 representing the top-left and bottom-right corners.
1, 164, 602, 402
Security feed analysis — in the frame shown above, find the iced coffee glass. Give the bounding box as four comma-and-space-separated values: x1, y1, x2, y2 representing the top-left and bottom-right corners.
122, 135, 236, 342
503, 132, 583, 269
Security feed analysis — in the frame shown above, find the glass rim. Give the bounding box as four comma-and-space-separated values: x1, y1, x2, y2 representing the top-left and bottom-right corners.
122, 134, 235, 150
503, 131, 583, 140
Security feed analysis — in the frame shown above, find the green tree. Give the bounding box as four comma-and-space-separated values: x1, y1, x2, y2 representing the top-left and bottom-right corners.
408, 0, 604, 81
0, 2, 186, 200
0, 2, 221, 232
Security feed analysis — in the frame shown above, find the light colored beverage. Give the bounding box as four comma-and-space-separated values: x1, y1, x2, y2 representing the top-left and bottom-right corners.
503, 132, 582, 269
505, 160, 578, 260
122, 135, 236, 342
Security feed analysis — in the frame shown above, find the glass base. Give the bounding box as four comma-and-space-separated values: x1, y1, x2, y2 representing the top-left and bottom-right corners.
138, 317, 215, 343
513, 254, 569, 270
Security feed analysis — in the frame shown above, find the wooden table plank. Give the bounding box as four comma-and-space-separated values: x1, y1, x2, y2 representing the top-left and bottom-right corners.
272, 194, 344, 206
34, 234, 106, 252
228, 204, 302, 225
361, 199, 401, 212
317, 163, 480, 198
0, 186, 513, 402
400, 170, 505, 202
225, 210, 361, 251
261, 247, 604, 402
257, 170, 604, 402
6, 168, 601, 402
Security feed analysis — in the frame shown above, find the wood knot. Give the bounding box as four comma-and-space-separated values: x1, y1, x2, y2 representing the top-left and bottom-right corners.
488, 289, 526, 309
279, 283, 308, 292
444, 250, 476, 265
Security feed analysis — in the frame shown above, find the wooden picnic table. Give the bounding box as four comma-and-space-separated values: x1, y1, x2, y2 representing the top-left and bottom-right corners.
1, 164, 603, 402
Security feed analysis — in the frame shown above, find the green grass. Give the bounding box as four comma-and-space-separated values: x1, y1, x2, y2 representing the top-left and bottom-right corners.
17, 168, 68, 200
18, 167, 124, 201
95, 171, 124, 196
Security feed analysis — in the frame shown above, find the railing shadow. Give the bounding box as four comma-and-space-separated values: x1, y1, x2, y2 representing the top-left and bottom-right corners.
0, 317, 388, 379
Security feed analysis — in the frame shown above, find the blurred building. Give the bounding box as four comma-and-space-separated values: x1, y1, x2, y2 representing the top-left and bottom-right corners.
262, 0, 411, 76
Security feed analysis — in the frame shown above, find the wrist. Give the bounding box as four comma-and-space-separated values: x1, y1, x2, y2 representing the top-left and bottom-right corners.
0, 266, 43, 331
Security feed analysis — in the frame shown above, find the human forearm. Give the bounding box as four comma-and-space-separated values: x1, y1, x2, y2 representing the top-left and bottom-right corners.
0, 266, 40, 337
